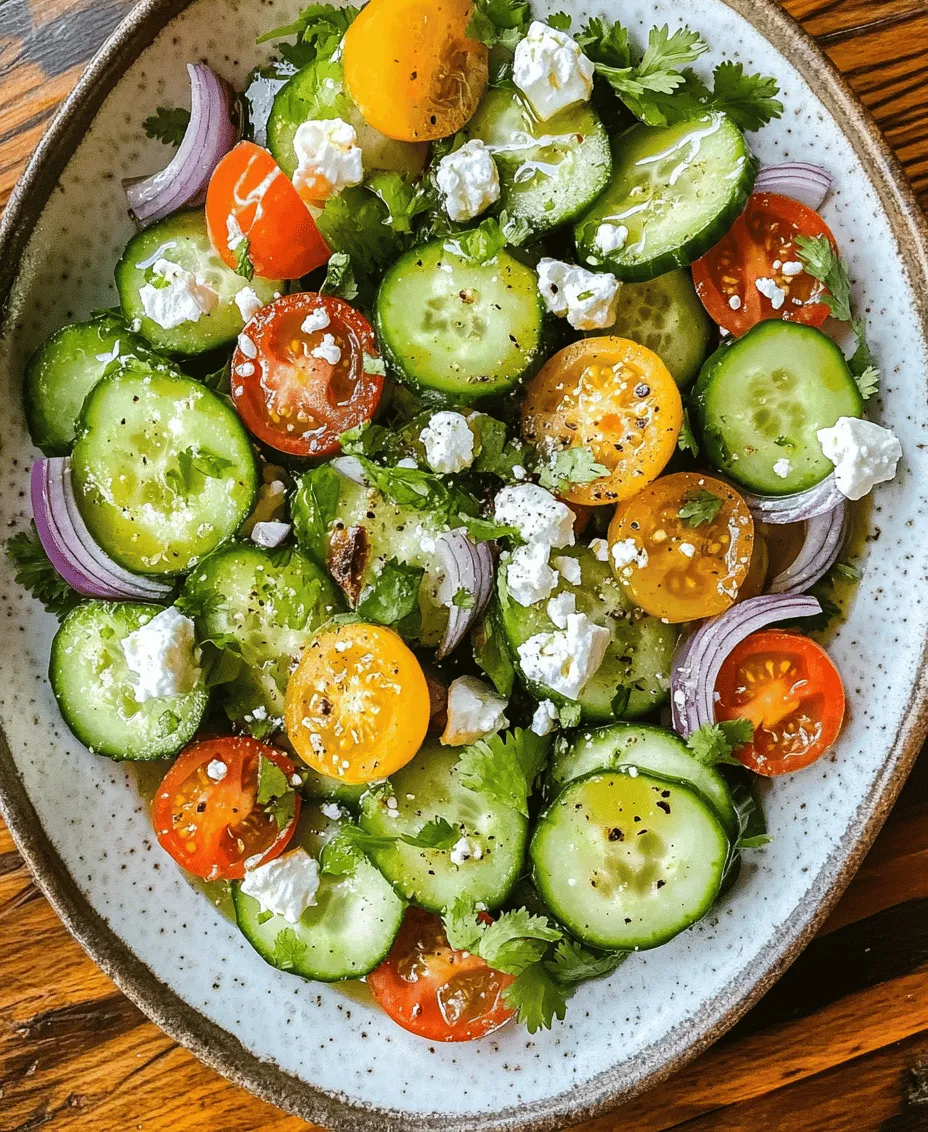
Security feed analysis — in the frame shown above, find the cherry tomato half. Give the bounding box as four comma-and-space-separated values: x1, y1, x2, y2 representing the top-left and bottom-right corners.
152, 737, 300, 880
368, 908, 515, 1042
714, 629, 845, 776
231, 292, 383, 458
206, 141, 330, 280
692, 192, 838, 336
343, 0, 488, 142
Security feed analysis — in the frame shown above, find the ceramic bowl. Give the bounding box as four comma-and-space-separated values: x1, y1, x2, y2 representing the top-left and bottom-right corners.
1, 0, 927, 1128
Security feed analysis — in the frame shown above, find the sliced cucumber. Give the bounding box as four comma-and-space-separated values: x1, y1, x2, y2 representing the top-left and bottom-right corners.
301, 767, 371, 810
359, 740, 528, 912
71, 363, 258, 576
462, 87, 611, 237
268, 57, 428, 181
374, 238, 545, 402
693, 320, 863, 495
179, 542, 344, 728
531, 769, 729, 950
241, 60, 296, 149
549, 723, 739, 840
232, 805, 405, 981
588, 270, 711, 386
574, 114, 757, 282
50, 602, 207, 760
497, 544, 677, 722
115, 210, 283, 355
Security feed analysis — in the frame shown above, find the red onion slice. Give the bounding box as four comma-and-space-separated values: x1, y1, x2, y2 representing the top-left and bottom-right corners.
769, 504, 847, 594
670, 594, 821, 736
741, 475, 845, 524
755, 162, 833, 210
125, 64, 237, 226
435, 529, 494, 660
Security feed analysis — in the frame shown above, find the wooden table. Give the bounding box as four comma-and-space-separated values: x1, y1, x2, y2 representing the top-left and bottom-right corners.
2, 0, 928, 1127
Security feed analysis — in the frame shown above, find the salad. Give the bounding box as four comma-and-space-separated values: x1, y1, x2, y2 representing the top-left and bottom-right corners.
11, 0, 904, 1044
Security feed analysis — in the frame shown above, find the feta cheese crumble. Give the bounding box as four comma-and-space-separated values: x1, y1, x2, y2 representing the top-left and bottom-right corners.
678, 542, 696, 558
817, 416, 903, 500
435, 139, 501, 222
773, 458, 792, 479
728, 295, 742, 311
781, 261, 804, 276
611, 538, 647, 570
311, 333, 342, 365
517, 613, 610, 701
234, 286, 263, 323
120, 606, 201, 703
546, 590, 577, 629
239, 848, 320, 923
450, 836, 484, 866
292, 117, 363, 201
441, 676, 509, 746
505, 542, 559, 606
139, 259, 219, 330
513, 21, 594, 121
589, 538, 610, 562
755, 276, 787, 311
594, 223, 628, 255
531, 699, 558, 736
554, 554, 582, 585
206, 759, 227, 782
419, 411, 475, 474
301, 307, 331, 334
536, 258, 621, 330
251, 520, 291, 548
494, 483, 575, 549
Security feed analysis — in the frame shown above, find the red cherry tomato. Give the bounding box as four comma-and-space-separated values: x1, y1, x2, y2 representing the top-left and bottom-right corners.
714, 629, 845, 776
152, 737, 299, 880
368, 908, 515, 1042
231, 292, 383, 458
206, 141, 330, 280
692, 193, 838, 336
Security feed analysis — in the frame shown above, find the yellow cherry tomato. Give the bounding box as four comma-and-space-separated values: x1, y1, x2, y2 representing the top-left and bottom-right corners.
343, 0, 488, 143
521, 337, 683, 506
285, 621, 429, 784
607, 472, 755, 623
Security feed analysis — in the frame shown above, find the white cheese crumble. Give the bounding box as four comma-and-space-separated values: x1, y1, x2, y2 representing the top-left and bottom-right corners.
441, 676, 509, 747
611, 538, 647, 570
139, 259, 219, 330
755, 276, 787, 311
728, 294, 742, 311
301, 307, 331, 334
546, 590, 576, 629
320, 802, 345, 821
513, 21, 594, 121
536, 258, 621, 330
782, 261, 804, 276
494, 483, 575, 549
553, 554, 582, 585
292, 117, 363, 201
773, 458, 792, 479
234, 287, 263, 323
435, 139, 501, 222
531, 699, 558, 736
817, 416, 903, 500
595, 223, 628, 255
120, 607, 201, 704
251, 520, 291, 548
516, 613, 610, 701
206, 759, 227, 782
505, 542, 559, 606
419, 411, 475, 474
589, 537, 610, 562
678, 542, 696, 558
450, 836, 484, 866
239, 848, 320, 923
311, 333, 342, 365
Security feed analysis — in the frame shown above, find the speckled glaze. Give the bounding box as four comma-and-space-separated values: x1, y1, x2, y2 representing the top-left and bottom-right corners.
1, 0, 927, 1128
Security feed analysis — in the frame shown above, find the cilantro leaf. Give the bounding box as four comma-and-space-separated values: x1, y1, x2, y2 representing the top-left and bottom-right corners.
544, 939, 626, 986
686, 718, 755, 766
365, 171, 431, 235
443, 895, 487, 953
445, 217, 508, 265
538, 447, 609, 492
399, 816, 459, 850
452, 588, 475, 609
465, 0, 531, 51
320, 251, 359, 301
503, 962, 570, 1033
338, 421, 407, 461
272, 927, 308, 971
316, 186, 404, 303
256, 754, 297, 831
548, 11, 571, 30
233, 237, 254, 281
292, 463, 343, 562
677, 488, 722, 527
677, 407, 699, 456
319, 823, 397, 876
457, 728, 551, 816
7, 524, 81, 619
470, 414, 535, 482
577, 16, 631, 68
257, 2, 358, 60
142, 106, 190, 146
738, 834, 773, 849
356, 557, 424, 628
853, 364, 880, 400
478, 909, 563, 975
472, 605, 516, 697
708, 61, 784, 131
795, 235, 852, 322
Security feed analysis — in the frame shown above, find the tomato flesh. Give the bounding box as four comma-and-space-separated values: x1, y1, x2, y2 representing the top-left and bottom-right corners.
692, 192, 838, 336
231, 292, 383, 458
715, 629, 845, 776
152, 737, 299, 880
368, 908, 514, 1041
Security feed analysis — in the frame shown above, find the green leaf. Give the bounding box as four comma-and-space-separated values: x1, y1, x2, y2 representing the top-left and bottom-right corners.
503, 962, 570, 1033
338, 421, 406, 461
257, 755, 290, 805
443, 895, 486, 953
677, 407, 699, 456
470, 414, 535, 482
677, 488, 723, 527
445, 217, 508, 264
272, 927, 308, 971
457, 728, 551, 816
6, 524, 82, 619
319, 823, 397, 876
452, 588, 475, 609
257, 2, 359, 60
320, 251, 359, 301
544, 939, 626, 987
465, 0, 531, 50
538, 447, 609, 491
478, 909, 563, 975
686, 718, 755, 766
738, 834, 773, 849
577, 16, 631, 68
292, 463, 343, 561
365, 171, 431, 235
548, 11, 572, 30
142, 106, 190, 146
557, 702, 582, 728
233, 237, 254, 281
707, 61, 784, 131
794, 235, 853, 323
399, 816, 459, 850
473, 605, 516, 697
183, 447, 235, 482
356, 558, 424, 627
852, 361, 880, 401
831, 560, 861, 583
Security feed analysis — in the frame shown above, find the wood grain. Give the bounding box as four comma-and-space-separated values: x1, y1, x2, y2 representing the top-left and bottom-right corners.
1, 2, 928, 1130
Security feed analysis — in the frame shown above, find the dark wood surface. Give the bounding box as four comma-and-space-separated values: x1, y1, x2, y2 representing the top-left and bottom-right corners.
2, 0, 928, 1128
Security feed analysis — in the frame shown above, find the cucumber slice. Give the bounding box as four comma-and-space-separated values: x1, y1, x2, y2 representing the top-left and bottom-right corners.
531, 769, 729, 950
115, 210, 283, 355
232, 805, 405, 981
497, 544, 677, 722
588, 270, 711, 386
549, 723, 739, 840
301, 767, 371, 809
241, 61, 296, 149
359, 740, 528, 912
374, 238, 545, 402
50, 602, 208, 760
693, 320, 863, 495
71, 364, 258, 576
268, 57, 428, 181
462, 87, 611, 237
180, 543, 344, 728
574, 114, 757, 282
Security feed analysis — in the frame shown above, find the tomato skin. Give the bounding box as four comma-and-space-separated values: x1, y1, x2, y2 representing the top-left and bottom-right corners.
206, 141, 330, 280
692, 193, 838, 336
152, 737, 299, 880
368, 908, 515, 1042
715, 629, 845, 776
231, 292, 382, 458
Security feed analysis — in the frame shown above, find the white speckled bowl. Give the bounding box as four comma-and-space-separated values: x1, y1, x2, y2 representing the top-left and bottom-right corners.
1, 1, 927, 1128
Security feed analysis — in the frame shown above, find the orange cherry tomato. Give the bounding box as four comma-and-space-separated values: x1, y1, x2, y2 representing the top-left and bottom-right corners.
692, 192, 838, 336
368, 908, 515, 1042
152, 737, 300, 880
206, 141, 330, 280
715, 629, 845, 776
521, 337, 682, 507
284, 621, 429, 784
343, 0, 488, 142
231, 292, 383, 458
607, 472, 755, 623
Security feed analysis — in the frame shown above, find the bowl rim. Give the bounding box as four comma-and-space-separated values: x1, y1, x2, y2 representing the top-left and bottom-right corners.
1, 0, 928, 1129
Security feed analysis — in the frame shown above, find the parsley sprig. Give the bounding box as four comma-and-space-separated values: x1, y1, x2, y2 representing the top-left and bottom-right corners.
256, 754, 297, 832
142, 106, 190, 146
685, 718, 755, 766
537, 447, 609, 492
6, 524, 81, 619
677, 488, 723, 527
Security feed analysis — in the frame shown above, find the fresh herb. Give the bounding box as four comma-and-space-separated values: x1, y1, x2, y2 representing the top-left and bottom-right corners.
831, 560, 861, 583
548, 11, 572, 30
320, 251, 359, 301
142, 106, 190, 146
557, 701, 582, 728
705, 61, 784, 132
256, 754, 297, 831
168, 447, 235, 494
257, 2, 358, 61
316, 186, 404, 303
233, 238, 254, 282
677, 407, 699, 456
399, 816, 459, 850
452, 588, 475, 609
677, 488, 723, 527
356, 558, 424, 628
445, 217, 508, 264
465, 0, 531, 50
470, 415, 535, 483
338, 420, 407, 462
538, 447, 609, 491
6, 524, 81, 619
853, 364, 880, 401
472, 605, 516, 697
319, 823, 397, 876
686, 718, 755, 766
272, 927, 309, 971
365, 171, 432, 235
291, 463, 343, 562
456, 728, 551, 816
